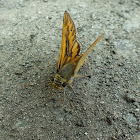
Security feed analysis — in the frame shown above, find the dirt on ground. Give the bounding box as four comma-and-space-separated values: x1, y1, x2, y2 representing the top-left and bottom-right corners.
0, 0, 140, 140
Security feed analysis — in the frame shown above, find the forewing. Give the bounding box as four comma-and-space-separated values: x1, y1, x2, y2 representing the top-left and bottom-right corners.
74, 33, 104, 76
57, 11, 80, 71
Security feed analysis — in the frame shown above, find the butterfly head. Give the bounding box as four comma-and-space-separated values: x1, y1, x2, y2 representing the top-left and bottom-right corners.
52, 73, 67, 89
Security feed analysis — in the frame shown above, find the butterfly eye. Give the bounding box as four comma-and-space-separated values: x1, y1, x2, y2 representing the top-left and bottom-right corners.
62, 82, 67, 87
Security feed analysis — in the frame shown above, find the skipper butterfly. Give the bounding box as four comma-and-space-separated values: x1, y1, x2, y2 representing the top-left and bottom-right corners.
52, 11, 104, 92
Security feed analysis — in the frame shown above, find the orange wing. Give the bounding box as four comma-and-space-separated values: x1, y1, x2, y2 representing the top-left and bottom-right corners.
57, 11, 81, 71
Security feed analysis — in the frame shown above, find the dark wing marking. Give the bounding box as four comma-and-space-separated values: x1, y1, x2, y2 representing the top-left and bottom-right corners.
57, 11, 81, 71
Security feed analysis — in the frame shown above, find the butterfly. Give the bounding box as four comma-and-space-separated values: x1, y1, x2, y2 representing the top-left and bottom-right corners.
52, 11, 104, 94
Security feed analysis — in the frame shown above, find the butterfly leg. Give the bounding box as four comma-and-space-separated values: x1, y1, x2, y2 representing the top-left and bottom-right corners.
69, 100, 74, 111
67, 83, 76, 95
75, 75, 91, 78
60, 88, 74, 110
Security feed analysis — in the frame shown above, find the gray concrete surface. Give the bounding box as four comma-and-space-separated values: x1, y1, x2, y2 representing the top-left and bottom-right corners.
0, 0, 140, 140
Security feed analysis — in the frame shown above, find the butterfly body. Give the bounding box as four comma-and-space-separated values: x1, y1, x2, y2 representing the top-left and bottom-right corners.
52, 11, 104, 91
52, 62, 76, 89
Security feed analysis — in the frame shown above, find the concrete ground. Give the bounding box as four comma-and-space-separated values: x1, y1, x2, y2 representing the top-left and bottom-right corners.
0, 0, 140, 140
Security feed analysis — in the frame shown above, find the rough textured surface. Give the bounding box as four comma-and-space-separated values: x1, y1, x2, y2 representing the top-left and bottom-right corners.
0, 0, 140, 140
